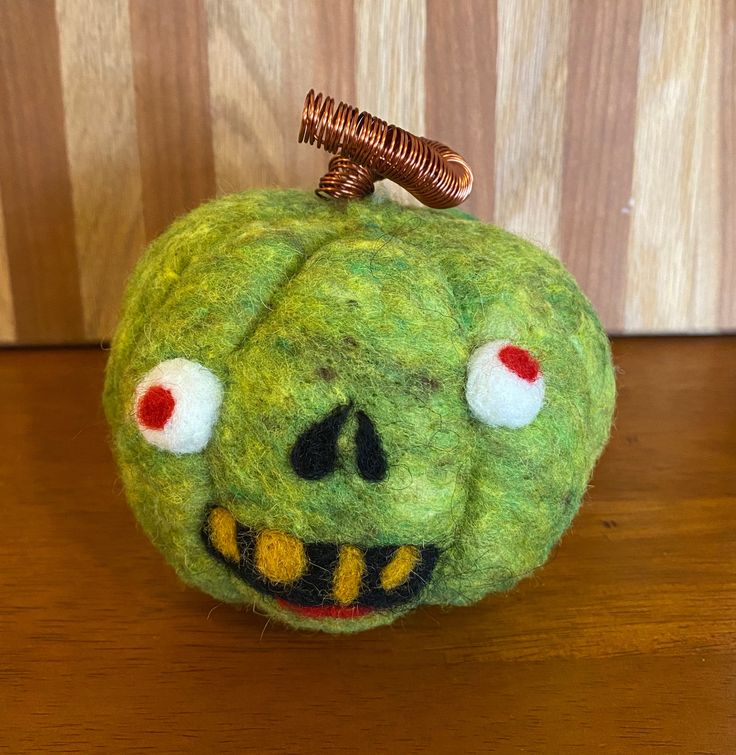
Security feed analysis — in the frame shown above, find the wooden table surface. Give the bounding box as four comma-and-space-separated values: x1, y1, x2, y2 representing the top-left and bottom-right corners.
1, 338, 734, 753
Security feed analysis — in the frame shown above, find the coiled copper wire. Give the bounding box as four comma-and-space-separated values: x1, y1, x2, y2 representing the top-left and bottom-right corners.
316, 156, 378, 200
299, 89, 473, 209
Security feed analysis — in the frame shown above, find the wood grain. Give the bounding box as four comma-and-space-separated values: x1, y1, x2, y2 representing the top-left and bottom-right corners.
206, 0, 355, 195
57, 0, 145, 340
561, 0, 641, 333
721, 0, 736, 331
129, 0, 216, 241
494, 0, 570, 256
1, 338, 734, 751
625, 0, 723, 333
0, 186, 15, 343
0, 0, 734, 342
425, 0, 497, 222
355, 0, 426, 206
0, 0, 84, 343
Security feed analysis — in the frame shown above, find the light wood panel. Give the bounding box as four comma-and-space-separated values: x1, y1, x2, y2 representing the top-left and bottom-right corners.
206, 0, 355, 194
494, 0, 570, 256
355, 0, 427, 207
626, 0, 723, 333
0, 0, 733, 342
721, 0, 736, 330
57, 0, 145, 339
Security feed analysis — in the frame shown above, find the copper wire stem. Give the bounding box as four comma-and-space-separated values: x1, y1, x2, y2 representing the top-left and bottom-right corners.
299, 89, 473, 208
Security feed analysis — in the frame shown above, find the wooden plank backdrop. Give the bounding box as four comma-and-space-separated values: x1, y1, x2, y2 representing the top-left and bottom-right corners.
0, 0, 733, 344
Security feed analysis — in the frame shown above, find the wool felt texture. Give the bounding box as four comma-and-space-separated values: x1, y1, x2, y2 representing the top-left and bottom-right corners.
380, 545, 420, 591
104, 188, 616, 633
290, 404, 349, 480
134, 358, 223, 453
354, 411, 388, 481
332, 544, 365, 605
201, 506, 440, 613
466, 340, 546, 429
253, 529, 307, 584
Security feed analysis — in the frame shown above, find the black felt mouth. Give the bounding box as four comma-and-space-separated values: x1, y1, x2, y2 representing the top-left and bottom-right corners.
201, 508, 440, 611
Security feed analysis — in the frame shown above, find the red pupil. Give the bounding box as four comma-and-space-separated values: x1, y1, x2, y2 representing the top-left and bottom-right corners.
137, 385, 175, 430
498, 344, 540, 382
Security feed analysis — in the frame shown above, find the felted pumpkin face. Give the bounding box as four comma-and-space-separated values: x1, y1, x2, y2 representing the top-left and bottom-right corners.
104, 189, 615, 633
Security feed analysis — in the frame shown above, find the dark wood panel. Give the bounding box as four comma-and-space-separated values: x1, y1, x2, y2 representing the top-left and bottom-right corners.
1, 337, 734, 750
426, 0, 497, 222
561, 0, 642, 333
129, 0, 216, 240
0, 0, 84, 342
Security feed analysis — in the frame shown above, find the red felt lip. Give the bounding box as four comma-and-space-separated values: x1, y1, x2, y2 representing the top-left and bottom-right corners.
277, 599, 374, 620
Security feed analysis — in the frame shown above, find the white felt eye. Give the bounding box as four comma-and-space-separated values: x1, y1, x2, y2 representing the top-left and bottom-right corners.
134, 358, 224, 454
466, 341, 545, 428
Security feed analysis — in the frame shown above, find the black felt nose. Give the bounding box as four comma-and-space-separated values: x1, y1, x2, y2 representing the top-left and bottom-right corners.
354, 411, 388, 481
290, 404, 350, 481
289, 405, 387, 482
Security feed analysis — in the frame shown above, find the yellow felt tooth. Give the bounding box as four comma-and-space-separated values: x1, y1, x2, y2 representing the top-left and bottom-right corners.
380, 545, 420, 591
208, 507, 240, 563
254, 530, 307, 584
332, 545, 366, 606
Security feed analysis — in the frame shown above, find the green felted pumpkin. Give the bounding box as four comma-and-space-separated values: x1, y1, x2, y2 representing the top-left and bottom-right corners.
104, 188, 615, 633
